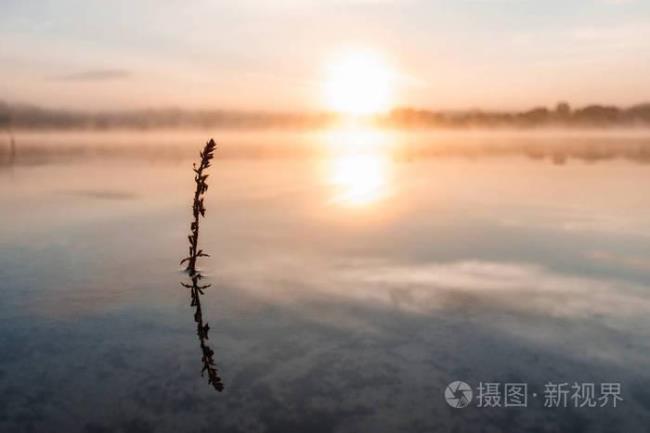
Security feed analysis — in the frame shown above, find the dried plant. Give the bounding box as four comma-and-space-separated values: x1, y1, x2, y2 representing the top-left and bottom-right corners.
180, 138, 224, 392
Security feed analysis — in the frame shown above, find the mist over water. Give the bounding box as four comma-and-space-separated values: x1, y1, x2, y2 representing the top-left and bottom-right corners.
1, 129, 650, 432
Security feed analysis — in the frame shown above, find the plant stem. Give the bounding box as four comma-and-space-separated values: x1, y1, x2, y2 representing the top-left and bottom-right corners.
180, 139, 223, 391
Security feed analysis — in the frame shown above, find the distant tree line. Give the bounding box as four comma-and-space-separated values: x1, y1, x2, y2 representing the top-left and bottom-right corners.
0, 101, 338, 130
383, 102, 650, 128
2, 100, 650, 130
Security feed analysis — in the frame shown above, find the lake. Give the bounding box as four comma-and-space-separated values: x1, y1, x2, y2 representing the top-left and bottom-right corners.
1, 128, 650, 433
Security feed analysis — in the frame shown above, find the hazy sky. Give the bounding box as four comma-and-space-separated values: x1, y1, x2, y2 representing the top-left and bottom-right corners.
1, 0, 649, 111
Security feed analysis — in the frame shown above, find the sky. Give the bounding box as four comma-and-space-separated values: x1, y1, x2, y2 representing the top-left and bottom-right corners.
1, 0, 649, 111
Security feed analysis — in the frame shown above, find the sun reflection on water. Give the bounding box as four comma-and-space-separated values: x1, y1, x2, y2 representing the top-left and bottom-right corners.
321, 125, 394, 207
329, 153, 389, 206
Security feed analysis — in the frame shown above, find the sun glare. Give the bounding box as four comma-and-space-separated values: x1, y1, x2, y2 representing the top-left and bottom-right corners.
323, 50, 394, 116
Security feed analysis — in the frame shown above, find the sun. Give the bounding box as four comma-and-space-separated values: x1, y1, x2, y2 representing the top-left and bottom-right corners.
323, 49, 394, 116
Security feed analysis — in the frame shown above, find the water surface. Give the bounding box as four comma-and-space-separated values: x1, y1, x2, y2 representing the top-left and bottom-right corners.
1, 129, 650, 432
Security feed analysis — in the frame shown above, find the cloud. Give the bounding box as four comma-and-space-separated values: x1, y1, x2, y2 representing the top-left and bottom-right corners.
56, 69, 131, 82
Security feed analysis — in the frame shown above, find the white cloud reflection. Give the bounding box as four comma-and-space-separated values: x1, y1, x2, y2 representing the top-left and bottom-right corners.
221, 257, 650, 324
